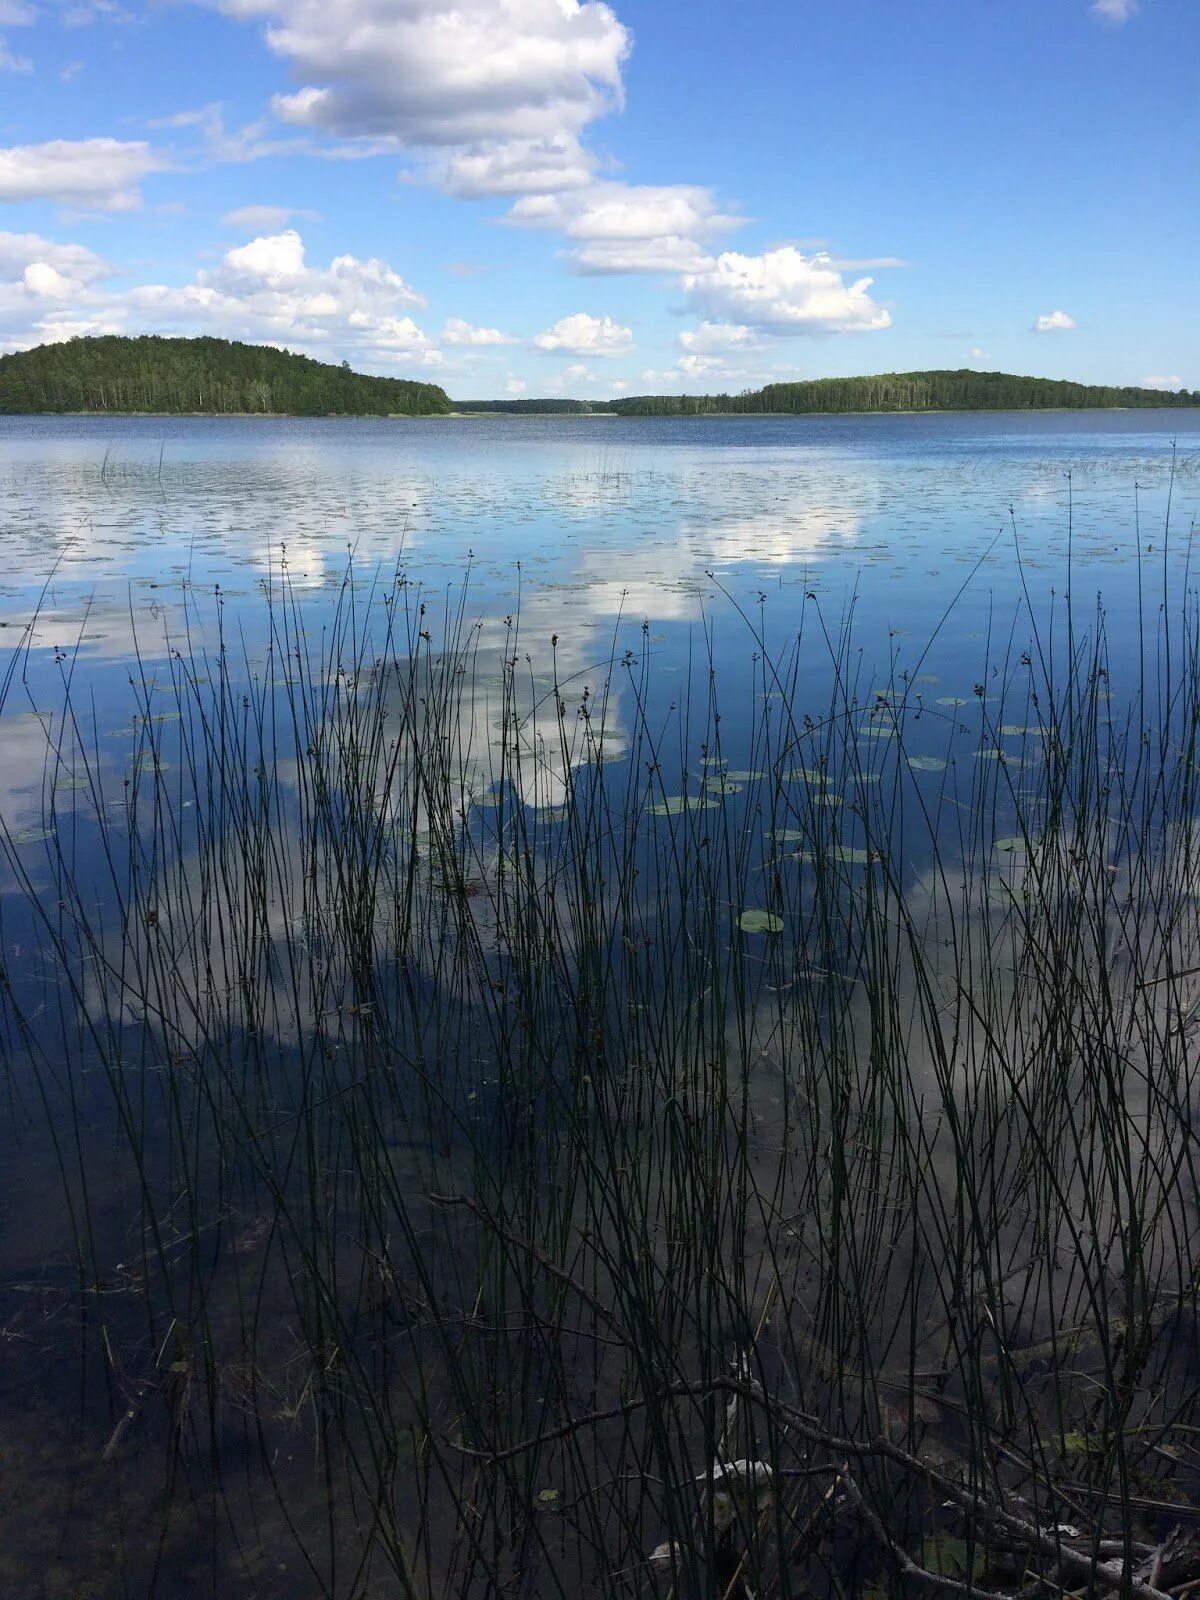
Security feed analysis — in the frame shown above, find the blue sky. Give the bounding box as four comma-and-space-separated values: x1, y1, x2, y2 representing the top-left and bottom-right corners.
0, 0, 1195, 398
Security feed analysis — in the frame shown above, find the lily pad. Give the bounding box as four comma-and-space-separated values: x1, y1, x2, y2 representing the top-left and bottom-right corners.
647, 794, 710, 816
738, 909, 784, 934
906, 755, 946, 772
795, 843, 872, 866
703, 777, 744, 795
11, 823, 54, 844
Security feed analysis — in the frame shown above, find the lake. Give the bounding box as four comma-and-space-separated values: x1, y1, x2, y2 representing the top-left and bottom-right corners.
1, 409, 1199, 1599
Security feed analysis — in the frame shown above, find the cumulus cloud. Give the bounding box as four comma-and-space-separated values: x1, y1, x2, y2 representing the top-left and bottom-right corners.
440, 317, 517, 346
219, 0, 628, 195
1141, 374, 1185, 391
533, 310, 633, 356
222, 203, 321, 232
0, 228, 445, 369
677, 321, 765, 354
504, 377, 528, 395
131, 230, 439, 363
1091, 0, 1137, 22
434, 135, 596, 198
0, 138, 166, 209
1033, 309, 1077, 332
0, 230, 114, 350
0, 231, 110, 285
510, 180, 741, 274
682, 247, 891, 335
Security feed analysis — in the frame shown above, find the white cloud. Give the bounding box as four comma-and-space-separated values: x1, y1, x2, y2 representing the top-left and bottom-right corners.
441, 317, 517, 346
504, 377, 528, 396
1141, 374, 1186, 391
0, 138, 165, 209
513, 182, 739, 242
0, 2, 36, 23
434, 135, 596, 198
0, 230, 115, 350
1091, 0, 1137, 22
1033, 309, 1077, 332
509, 180, 741, 274
0, 230, 109, 284
551, 361, 595, 390
678, 321, 764, 354
568, 235, 715, 275
220, 0, 628, 195
682, 247, 891, 335
222, 203, 321, 232
533, 310, 633, 356
0, 228, 445, 370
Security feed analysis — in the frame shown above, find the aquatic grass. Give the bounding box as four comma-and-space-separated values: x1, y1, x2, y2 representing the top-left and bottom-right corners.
1, 529, 1200, 1597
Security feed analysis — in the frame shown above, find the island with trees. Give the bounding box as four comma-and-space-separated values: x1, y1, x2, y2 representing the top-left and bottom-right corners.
463, 369, 1199, 416
0, 335, 452, 416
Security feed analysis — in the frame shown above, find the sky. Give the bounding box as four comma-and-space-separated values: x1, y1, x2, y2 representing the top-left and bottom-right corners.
0, 0, 1196, 400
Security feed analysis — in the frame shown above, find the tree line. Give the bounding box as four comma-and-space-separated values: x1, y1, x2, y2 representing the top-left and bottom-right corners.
605, 369, 1198, 416
0, 335, 451, 416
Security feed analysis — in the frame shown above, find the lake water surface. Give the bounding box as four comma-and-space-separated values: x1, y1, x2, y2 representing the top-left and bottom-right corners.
2, 410, 1199, 1599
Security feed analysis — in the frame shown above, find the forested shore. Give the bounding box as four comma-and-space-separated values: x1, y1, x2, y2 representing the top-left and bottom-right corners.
1, 338, 1193, 418
0, 335, 451, 416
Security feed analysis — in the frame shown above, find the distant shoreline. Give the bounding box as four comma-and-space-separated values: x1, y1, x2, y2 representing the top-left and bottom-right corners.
2, 403, 1196, 421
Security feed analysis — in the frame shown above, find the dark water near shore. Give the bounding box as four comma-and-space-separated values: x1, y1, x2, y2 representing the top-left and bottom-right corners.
1, 410, 1198, 1599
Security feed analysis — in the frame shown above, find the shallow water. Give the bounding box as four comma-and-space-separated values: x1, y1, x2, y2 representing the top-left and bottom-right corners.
1, 410, 1198, 1598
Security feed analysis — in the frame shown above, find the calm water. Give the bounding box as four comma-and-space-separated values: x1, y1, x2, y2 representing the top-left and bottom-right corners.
1, 410, 1198, 1598
0, 409, 1195, 813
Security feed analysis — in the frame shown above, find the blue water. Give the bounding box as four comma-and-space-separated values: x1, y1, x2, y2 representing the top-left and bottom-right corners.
0, 409, 1197, 1598
0, 409, 1195, 835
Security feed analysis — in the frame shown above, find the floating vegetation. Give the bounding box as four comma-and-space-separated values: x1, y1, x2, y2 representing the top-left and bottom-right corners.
794, 842, 873, 865
906, 753, 947, 771
647, 792, 711, 815
737, 908, 784, 934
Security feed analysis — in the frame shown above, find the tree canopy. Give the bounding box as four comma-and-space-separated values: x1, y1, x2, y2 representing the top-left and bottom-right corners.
0, 335, 451, 416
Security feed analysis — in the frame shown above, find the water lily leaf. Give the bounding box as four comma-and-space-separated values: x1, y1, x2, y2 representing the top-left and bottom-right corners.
11, 823, 54, 844
906, 755, 946, 772
738, 909, 784, 934
936, 696, 968, 707
703, 777, 744, 795
993, 835, 1037, 854
796, 844, 871, 866
647, 794, 710, 816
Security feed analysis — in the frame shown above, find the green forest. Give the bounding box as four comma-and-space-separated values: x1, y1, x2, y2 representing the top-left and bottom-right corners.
0, 340, 1193, 418
604, 369, 1198, 416
0, 336, 451, 416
